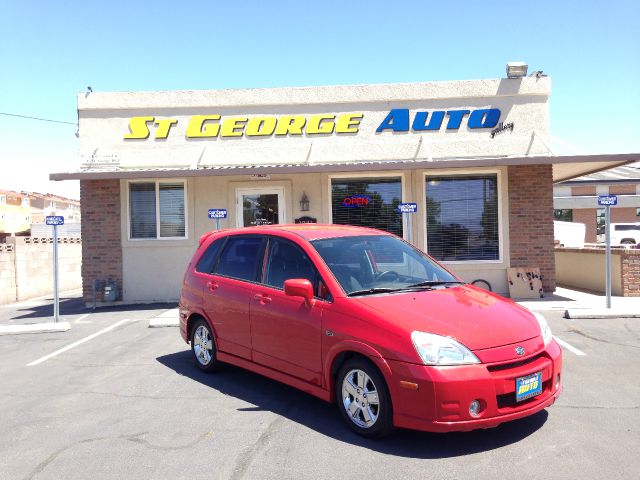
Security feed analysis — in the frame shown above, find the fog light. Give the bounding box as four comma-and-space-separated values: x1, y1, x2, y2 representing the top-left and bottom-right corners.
469, 400, 482, 417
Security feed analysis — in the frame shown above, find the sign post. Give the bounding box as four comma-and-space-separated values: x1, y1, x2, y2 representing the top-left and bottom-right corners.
598, 195, 617, 309
46, 216, 64, 322
397, 203, 418, 244
208, 209, 228, 230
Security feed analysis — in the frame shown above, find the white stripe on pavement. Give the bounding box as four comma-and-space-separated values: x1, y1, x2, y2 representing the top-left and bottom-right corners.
75, 314, 91, 324
554, 335, 587, 356
27, 319, 133, 366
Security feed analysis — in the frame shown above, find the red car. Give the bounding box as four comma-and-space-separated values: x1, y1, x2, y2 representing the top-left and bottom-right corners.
179, 225, 562, 437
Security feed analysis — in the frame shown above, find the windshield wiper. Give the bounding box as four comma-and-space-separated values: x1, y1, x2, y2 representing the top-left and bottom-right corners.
347, 288, 402, 297
405, 280, 464, 289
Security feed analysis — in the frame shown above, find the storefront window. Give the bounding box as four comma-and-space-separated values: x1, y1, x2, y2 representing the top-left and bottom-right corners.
331, 177, 403, 237
426, 174, 499, 261
596, 208, 605, 236
554, 209, 573, 222
129, 181, 186, 239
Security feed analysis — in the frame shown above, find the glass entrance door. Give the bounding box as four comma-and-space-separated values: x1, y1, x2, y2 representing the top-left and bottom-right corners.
236, 187, 286, 228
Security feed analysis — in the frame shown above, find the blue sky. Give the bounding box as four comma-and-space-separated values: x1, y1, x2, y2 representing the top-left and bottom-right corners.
1, 0, 638, 199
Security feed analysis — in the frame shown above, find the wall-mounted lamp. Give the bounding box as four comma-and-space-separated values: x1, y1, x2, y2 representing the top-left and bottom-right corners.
299, 192, 310, 211
506, 61, 528, 78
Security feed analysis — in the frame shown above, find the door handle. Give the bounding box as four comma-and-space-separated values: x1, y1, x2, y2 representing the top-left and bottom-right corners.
207, 282, 219, 291
253, 293, 272, 304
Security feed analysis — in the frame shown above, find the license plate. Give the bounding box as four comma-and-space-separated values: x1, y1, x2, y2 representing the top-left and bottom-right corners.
516, 372, 542, 402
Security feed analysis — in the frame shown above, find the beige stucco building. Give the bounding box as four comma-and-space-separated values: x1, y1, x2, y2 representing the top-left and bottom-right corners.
51, 76, 636, 304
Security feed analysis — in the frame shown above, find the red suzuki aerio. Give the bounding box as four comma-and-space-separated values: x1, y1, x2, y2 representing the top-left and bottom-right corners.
179, 224, 562, 437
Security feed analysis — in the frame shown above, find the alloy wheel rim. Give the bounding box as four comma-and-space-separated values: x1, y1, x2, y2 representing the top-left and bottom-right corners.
193, 325, 213, 365
341, 369, 380, 428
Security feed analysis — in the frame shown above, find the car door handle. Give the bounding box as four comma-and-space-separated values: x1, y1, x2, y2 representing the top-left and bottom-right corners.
253, 294, 272, 304
207, 282, 219, 291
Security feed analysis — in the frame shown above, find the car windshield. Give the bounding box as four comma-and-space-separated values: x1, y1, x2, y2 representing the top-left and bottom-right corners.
311, 235, 460, 296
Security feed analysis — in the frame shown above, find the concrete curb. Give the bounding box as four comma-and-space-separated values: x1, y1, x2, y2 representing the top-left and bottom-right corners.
565, 309, 640, 319
0, 322, 71, 336
149, 308, 180, 328
149, 317, 180, 328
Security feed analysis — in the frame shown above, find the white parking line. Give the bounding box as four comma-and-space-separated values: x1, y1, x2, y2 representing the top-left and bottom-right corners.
554, 335, 587, 356
27, 319, 133, 367
75, 314, 91, 324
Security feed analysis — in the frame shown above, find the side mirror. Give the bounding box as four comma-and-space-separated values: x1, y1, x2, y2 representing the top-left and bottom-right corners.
284, 279, 314, 307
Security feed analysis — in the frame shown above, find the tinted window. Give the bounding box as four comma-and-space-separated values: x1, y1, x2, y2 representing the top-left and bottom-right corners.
614, 225, 640, 231
265, 239, 317, 289
331, 177, 403, 236
216, 236, 264, 281
426, 175, 499, 261
195, 237, 226, 274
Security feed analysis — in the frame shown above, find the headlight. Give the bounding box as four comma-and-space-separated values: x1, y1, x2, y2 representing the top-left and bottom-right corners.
411, 331, 480, 366
533, 311, 553, 346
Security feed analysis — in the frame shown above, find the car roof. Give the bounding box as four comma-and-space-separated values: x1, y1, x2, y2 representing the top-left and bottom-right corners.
207, 224, 391, 242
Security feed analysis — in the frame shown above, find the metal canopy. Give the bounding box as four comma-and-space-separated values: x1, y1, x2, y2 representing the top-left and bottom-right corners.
50, 153, 638, 183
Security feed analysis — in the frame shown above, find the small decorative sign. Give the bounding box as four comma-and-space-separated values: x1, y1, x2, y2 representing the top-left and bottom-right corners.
342, 195, 370, 208
45, 216, 65, 226
397, 203, 418, 213
490, 121, 514, 138
250, 174, 271, 180
294, 216, 317, 224
598, 195, 618, 206
208, 209, 228, 219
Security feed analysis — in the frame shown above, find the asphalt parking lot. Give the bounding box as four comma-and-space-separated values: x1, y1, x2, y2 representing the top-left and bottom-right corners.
1, 293, 639, 480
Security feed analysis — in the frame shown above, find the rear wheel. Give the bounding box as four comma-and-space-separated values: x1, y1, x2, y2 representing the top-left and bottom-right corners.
190, 319, 221, 372
336, 358, 394, 438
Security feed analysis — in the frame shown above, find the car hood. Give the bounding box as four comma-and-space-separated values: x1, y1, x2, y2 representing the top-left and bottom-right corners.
352, 284, 540, 351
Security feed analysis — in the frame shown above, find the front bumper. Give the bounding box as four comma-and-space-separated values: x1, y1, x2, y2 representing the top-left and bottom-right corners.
388, 339, 563, 432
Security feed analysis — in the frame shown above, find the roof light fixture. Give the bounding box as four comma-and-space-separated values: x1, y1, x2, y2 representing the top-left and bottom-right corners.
506, 62, 528, 78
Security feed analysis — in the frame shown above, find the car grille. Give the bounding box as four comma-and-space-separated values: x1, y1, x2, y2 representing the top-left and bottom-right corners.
486, 353, 544, 372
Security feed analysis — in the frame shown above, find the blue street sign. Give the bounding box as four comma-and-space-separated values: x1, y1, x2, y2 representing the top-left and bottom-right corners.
397, 203, 418, 214
208, 209, 228, 219
598, 195, 618, 206
45, 216, 65, 226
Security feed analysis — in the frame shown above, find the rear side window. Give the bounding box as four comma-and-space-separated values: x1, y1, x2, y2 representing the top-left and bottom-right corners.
614, 225, 640, 231
216, 236, 265, 282
265, 239, 317, 289
195, 237, 226, 274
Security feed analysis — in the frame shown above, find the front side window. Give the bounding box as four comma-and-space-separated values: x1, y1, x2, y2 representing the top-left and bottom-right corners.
129, 181, 186, 239
215, 236, 264, 282
264, 239, 317, 289
426, 174, 499, 261
331, 177, 403, 237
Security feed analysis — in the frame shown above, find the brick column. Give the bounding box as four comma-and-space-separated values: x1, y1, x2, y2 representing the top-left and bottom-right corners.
80, 180, 123, 303
508, 165, 556, 292
621, 250, 640, 296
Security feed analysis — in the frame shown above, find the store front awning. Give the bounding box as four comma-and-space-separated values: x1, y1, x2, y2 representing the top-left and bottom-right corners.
50, 153, 638, 183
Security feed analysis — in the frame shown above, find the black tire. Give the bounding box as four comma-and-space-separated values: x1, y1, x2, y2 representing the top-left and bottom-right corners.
336, 358, 394, 438
190, 318, 222, 372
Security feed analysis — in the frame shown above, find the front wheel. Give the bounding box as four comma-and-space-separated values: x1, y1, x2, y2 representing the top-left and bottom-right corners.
190, 319, 221, 372
336, 358, 394, 438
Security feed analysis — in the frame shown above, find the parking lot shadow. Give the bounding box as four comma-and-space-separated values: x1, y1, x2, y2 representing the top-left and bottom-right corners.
5, 297, 177, 323
157, 350, 548, 459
